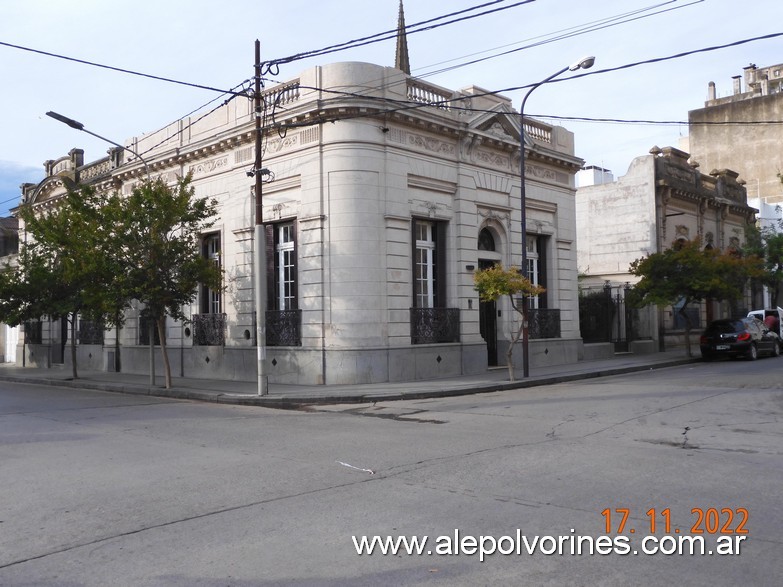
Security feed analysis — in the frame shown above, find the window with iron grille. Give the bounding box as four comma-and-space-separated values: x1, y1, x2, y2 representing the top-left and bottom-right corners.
410, 219, 459, 343
265, 221, 301, 346
201, 233, 221, 314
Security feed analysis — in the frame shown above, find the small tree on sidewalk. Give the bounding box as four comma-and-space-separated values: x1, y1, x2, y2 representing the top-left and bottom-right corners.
628, 239, 762, 357
117, 175, 222, 389
474, 264, 545, 381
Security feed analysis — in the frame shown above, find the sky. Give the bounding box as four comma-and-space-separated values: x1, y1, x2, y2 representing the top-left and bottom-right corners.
1, 0, 781, 216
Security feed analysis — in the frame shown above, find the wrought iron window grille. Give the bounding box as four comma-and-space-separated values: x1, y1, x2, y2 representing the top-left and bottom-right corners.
410, 307, 460, 344
78, 320, 104, 345
192, 313, 227, 346
266, 309, 302, 347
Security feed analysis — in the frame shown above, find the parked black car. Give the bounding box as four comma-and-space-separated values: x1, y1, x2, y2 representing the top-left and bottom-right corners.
700, 318, 781, 361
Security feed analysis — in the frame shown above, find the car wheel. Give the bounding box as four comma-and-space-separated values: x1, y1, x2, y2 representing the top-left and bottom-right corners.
701, 352, 713, 362
747, 343, 759, 361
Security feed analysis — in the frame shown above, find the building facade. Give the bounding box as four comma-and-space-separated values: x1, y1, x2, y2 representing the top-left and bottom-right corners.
687, 62, 783, 206
576, 146, 756, 351
17, 61, 586, 384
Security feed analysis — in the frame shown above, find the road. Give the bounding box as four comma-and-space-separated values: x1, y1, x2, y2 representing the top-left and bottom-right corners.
1, 357, 781, 586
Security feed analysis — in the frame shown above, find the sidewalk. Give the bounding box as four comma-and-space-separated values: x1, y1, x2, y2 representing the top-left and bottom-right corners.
0, 350, 698, 408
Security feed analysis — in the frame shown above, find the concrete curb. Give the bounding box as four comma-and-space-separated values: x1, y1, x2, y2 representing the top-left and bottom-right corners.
0, 357, 699, 408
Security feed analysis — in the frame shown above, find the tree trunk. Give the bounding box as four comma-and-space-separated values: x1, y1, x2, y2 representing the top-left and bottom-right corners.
679, 304, 693, 357
70, 313, 78, 380
114, 310, 121, 373
158, 316, 172, 389
149, 319, 156, 386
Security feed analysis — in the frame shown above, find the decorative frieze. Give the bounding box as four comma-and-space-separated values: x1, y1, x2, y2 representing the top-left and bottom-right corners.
408, 133, 455, 155
189, 156, 228, 176
473, 149, 510, 170
526, 164, 569, 185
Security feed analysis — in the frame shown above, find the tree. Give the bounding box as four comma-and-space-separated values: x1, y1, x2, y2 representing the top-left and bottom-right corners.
0, 187, 123, 379
117, 175, 222, 389
473, 264, 545, 381
744, 221, 783, 306
628, 239, 762, 357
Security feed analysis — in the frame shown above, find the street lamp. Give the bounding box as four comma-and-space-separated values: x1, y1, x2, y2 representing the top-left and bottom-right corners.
46, 111, 151, 179
518, 56, 594, 378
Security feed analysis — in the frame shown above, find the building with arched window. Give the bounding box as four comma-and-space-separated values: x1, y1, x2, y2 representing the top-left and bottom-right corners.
16, 60, 586, 384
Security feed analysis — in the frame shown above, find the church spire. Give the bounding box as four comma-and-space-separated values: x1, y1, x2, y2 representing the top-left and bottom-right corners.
395, 0, 411, 74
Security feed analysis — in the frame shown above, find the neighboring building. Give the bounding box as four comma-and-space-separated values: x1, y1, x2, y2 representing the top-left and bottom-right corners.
0, 216, 19, 363
576, 146, 756, 352
688, 63, 783, 206
576, 165, 613, 187
15, 60, 586, 384
687, 62, 783, 307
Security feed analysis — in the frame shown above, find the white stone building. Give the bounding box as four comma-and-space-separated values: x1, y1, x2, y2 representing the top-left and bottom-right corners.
576, 146, 756, 352
18, 60, 586, 384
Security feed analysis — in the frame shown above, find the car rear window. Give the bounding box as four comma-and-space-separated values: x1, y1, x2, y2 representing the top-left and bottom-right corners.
705, 320, 743, 334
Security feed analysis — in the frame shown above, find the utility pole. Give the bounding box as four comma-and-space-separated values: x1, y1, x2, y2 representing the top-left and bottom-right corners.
254, 40, 269, 395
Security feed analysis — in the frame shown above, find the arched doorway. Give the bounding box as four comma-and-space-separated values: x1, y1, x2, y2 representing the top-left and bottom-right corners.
478, 227, 500, 366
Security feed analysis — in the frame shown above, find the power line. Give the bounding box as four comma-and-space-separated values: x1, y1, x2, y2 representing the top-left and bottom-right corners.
546, 31, 783, 85
136, 81, 252, 158
419, 0, 703, 78
0, 40, 243, 96
263, 0, 536, 70
414, 0, 686, 76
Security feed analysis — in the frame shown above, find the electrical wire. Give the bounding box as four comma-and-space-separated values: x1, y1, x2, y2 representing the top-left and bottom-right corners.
261, 0, 703, 114
546, 31, 783, 85
412, 0, 686, 76
263, 0, 536, 70
0, 39, 244, 96
136, 80, 253, 158
419, 0, 703, 78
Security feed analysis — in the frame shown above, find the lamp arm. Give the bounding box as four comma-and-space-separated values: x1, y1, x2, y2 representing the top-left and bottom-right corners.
80, 128, 151, 179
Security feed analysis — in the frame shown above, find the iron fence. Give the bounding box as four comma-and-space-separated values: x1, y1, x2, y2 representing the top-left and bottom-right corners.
192, 313, 226, 346
410, 307, 460, 344
529, 308, 561, 339
24, 321, 42, 344
266, 309, 302, 346
78, 319, 104, 345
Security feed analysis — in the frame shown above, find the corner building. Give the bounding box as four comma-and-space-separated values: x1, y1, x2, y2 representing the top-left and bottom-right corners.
20, 62, 585, 384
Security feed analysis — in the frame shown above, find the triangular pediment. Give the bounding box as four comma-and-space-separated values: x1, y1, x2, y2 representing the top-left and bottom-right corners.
469, 104, 529, 145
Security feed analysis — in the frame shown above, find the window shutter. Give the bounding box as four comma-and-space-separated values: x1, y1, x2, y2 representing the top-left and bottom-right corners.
290, 220, 298, 310
411, 219, 418, 307
265, 224, 275, 311
538, 236, 548, 309
435, 221, 446, 308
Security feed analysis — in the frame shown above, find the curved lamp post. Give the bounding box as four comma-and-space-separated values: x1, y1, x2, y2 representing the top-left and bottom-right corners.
46, 111, 151, 179
519, 56, 594, 378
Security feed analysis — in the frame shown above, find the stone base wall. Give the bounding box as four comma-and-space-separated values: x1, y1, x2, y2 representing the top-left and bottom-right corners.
99, 342, 488, 386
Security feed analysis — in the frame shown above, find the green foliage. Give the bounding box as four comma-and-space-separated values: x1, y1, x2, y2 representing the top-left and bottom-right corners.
473, 263, 545, 381
119, 175, 221, 323
629, 239, 760, 309
116, 175, 222, 388
744, 222, 783, 304
0, 174, 221, 386
473, 264, 544, 308
628, 238, 762, 356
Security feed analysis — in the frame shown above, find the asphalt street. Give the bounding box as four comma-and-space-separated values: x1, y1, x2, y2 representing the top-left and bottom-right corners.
0, 357, 781, 586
